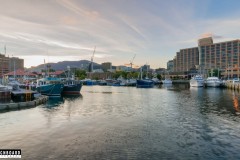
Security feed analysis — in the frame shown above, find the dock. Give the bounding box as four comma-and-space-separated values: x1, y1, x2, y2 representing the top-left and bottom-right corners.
0, 95, 48, 112
225, 81, 240, 91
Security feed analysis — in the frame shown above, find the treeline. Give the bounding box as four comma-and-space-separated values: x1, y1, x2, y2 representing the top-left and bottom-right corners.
74, 69, 163, 80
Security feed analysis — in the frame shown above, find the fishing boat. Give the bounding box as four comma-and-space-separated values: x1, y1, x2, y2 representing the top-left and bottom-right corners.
62, 79, 82, 95
136, 67, 154, 88
62, 67, 82, 95
36, 77, 64, 96
190, 75, 204, 87
205, 77, 222, 87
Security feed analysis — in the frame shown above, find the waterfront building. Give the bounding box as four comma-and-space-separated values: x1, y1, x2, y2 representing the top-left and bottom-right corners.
167, 60, 174, 72
101, 62, 112, 72
142, 64, 150, 72
0, 54, 9, 78
155, 68, 166, 75
9, 57, 24, 72
172, 37, 240, 78
174, 47, 199, 73
116, 65, 130, 72
198, 37, 240, 78
4, 69, 37, 81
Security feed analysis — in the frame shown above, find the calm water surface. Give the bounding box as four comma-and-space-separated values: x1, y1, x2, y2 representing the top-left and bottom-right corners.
0, 84, 240, 159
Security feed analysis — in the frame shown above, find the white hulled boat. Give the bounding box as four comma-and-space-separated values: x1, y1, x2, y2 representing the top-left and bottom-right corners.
190, 75, 204, 87
162, 79, 172, 84
205, 77, 222, 87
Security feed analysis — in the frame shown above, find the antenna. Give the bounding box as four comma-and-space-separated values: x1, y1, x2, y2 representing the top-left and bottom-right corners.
4, 45, 6, 56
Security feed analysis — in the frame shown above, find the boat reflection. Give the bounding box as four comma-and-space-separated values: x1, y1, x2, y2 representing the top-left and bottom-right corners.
45, 96, 64, 108
63, 94, 83, 101
159, 83, 173, 89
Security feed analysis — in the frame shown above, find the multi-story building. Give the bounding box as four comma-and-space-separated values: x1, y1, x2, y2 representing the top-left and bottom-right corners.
172, 37, 240, 78
0, 54, 10, 78
101, 62, 112, 72
167, 60, 174, 72
0, 54, 24, 78
175, 47, 199, 73
198, 38, 240, 78
9, 57, 24, 72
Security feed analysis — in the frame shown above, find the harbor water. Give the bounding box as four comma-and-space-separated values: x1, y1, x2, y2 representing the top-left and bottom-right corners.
0, 84, 240, 159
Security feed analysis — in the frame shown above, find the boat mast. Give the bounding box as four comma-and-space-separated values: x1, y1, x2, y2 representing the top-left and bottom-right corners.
14, 58, 16, 80
140, 67, 143, 80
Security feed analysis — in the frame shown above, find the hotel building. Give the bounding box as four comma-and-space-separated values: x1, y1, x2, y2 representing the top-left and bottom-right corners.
173, 37, 240, 78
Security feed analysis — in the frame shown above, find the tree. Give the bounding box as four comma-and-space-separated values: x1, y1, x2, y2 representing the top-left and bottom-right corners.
157, 74, 162, 80
75, 69, 87, 80
208, 69, 221, 77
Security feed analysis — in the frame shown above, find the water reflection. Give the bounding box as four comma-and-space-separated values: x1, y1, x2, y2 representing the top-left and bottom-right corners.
232, 92, 239, 113
1, 85, 240, 159
159, 83, 173, 89
45, 96, 64, 108
63, 94, 83, 101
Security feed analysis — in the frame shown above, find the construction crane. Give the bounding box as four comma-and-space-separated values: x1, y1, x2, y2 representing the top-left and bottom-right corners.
129, 54, 136, 69
90, 46, 96, 72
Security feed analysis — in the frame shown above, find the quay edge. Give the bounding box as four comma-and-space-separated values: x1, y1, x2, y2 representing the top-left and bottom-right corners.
0, 95, 48, 112
225, 81, 240, 91
172, 80, 190, 84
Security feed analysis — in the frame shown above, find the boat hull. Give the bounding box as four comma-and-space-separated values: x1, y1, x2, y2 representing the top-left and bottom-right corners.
62, 83, 82, 95
190, 80, 204, 87
136, 80, 154, 88
162, 79, 172, 84
205, 82, 221, 87
205, 77, 222, 87
37, 84, 64, 96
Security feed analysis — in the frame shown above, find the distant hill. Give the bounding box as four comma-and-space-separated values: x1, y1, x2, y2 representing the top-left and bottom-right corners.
28, 60, 101, 71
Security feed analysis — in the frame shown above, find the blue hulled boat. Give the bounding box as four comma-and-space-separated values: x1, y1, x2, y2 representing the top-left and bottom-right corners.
62, 80, 82, 95
62, 67, 82, 95
36, 77, 64, 96
136, 67, 154, 88
136, 79, 154, 88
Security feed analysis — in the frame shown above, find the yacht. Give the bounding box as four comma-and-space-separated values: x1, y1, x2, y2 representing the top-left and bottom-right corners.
162, 79, 172, 84
205, 77, 222, 87
190, 75, 204, 87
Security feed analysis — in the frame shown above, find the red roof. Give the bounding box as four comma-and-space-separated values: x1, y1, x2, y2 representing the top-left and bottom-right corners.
4, 69, 37, 76
49, 71, 64, 75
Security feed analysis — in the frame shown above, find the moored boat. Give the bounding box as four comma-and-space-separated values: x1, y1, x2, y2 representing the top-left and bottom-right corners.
125, 79, 136, 86
190, 75, 204, 87
152, 77, 161, 85
62, 67, 82, 95
62, 80, 82, 95
205, 77, 222, 87
136, 79, 154, 88
162, 79, 172, 84
36, 77, 64, 96
136, 67, 154, 88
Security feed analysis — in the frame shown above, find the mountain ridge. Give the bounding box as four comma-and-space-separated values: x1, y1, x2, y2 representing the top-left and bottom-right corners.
28, 60, 101, 71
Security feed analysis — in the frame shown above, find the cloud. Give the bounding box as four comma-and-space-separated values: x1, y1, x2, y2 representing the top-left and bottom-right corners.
0, 0, 240, 68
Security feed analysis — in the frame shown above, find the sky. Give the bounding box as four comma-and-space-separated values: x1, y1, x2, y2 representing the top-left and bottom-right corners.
0, 0, 240, 69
